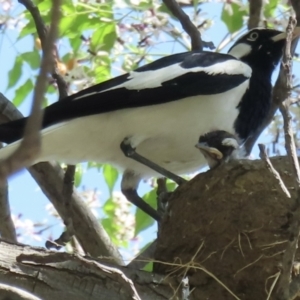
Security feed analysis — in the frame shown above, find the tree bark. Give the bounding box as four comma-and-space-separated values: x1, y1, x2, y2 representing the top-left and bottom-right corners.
2, 157, 300, 299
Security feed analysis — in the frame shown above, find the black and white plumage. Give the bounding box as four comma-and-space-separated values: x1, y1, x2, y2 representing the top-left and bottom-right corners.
196, 130, 241, 169
0, 28, 296, 220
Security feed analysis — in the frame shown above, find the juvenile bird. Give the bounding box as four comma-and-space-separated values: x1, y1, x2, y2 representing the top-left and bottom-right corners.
196, 130, 241, 169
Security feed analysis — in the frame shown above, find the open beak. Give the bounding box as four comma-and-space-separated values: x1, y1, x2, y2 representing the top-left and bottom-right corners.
271, 26, 300, 42
195, 143, 223, 160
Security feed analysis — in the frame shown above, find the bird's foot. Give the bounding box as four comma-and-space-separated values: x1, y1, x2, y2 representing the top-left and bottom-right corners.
120, 138, 187, 186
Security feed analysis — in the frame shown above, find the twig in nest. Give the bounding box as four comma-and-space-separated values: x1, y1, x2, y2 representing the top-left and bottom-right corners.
265, 272, 281, 300
153, 242, 241, 300
258, 144, 291, 198
234, 255, 264, 276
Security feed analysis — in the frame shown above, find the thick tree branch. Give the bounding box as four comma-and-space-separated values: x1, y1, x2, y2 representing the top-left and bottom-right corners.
0, 283, 43, 300
0, 170, 16, 242
248, 0, 263, 29
0, 142, 16, 243
0, 240, 176, 300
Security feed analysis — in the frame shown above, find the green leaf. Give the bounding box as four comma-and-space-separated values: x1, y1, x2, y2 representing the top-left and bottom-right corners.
21, 51, 41, 70
143, 262, 153, 272
103, 197, 115, 218
221, 3, 247, 33
102, 217, 121, 245
74, 164, 84, 187
135, 189, 156, 235
90, 22, 116, 52
103, 164, 119, 194
7, 57, 23, 90
13, 79, 34, 107
264, 0, 280, 18
93, 58, 111, 83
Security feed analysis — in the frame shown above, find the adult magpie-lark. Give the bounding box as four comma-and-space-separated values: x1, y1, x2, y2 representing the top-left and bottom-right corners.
0, 28, 298, 221
196, 130, 241, 169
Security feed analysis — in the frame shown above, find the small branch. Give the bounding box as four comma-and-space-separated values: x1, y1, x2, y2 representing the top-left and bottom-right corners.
248, 0, 263, 29
162, 0, 203, 50
258, 144, 291, 198
18, 0, 68, 100
276, 17, 300, 300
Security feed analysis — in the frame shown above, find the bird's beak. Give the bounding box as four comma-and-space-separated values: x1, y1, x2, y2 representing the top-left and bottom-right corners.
271, 27, 300, 42
195, 143, 223, 160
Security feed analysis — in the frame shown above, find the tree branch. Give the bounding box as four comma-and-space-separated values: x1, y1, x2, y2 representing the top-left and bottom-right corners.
162, 0, 203, 50
0, 239, 175, 300
275, 17, 300, 300
248, 0, 263, 29
0, 0, 60, 180
0, 283, 43, 300
18, 0, 68, 99
0, 163, 16, 242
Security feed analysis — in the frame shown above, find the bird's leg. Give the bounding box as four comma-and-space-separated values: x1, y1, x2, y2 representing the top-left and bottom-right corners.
156, 177, 173, 216
120, 138, 187, 186
121, 169, 161, 222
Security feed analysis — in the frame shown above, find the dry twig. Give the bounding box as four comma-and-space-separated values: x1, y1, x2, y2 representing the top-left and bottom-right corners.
258, 144, 291, 198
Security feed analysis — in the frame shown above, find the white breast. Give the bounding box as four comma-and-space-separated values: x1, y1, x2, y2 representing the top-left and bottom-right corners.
0, 80, 249, 178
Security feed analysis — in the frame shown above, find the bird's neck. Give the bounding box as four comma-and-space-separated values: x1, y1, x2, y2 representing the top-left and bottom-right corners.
234, 66, 273, 141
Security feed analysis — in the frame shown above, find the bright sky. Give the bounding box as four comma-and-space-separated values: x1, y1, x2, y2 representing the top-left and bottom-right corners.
0, 0, 299, 258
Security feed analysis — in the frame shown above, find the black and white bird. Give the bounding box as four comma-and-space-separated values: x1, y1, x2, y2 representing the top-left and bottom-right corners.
0, 28, 298, 221
196, 130, 241, 169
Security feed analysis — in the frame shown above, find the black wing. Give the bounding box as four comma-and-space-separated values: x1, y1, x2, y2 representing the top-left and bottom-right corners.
0, 51, 251, 143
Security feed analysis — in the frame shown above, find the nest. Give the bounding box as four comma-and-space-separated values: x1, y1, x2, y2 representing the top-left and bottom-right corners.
154, 157, 299, 300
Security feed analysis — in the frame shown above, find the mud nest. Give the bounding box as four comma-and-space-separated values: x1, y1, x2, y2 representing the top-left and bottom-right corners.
154, 157, 300, 300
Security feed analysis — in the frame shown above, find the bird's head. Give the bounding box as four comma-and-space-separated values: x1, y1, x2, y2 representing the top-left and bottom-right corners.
196, 130, 241, 169
228, 28, 300, 72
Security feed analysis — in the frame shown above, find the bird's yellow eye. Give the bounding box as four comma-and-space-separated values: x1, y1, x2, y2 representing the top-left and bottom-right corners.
247, 32, 259, 41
